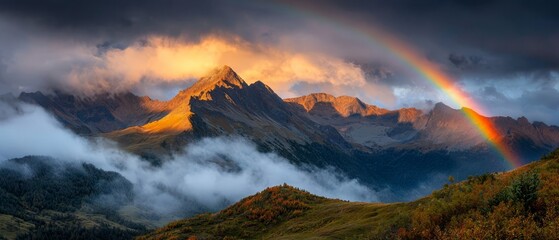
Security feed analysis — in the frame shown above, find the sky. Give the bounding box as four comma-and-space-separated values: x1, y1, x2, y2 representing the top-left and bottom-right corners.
0, 0, 558, 124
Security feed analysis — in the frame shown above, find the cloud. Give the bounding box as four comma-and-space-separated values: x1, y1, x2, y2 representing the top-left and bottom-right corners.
448, 54, 484, 70
480, 86, 507, 102
99, 36, 371, 95
0, 100, 378, 221
472, 77, 559, 125
0, 0, 241, 39
317, 0, 559, 71
0, 33, 397, 105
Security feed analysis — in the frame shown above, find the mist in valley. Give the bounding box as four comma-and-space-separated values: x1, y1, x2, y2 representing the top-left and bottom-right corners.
0, 99, 379, 223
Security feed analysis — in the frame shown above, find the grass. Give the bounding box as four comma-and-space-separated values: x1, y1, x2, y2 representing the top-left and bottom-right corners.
0, 214, 34, 240
137, 185, 420, 240
263, 202, 413, 240
139, 148, 559, 240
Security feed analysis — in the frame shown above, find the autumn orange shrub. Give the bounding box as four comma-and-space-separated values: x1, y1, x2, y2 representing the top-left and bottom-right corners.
397, 153, 559, 240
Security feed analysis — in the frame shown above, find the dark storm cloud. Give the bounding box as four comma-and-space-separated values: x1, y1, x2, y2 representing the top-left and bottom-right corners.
448, 54, 483, 70
287, 0, 559, 76
0, 0, 219, 34
1, 0, 558, 72
475, 78, 559, 124
2, 0, 557, 74
480, 86, 507, 102
0, 0, 295, 44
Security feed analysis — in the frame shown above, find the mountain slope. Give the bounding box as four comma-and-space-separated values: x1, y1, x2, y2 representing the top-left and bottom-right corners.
286, 93, 424, 148
134, 65, 249, 134
140, 149, 559, 240
138, 185, 332, 240
106, 66, 358, 170
18, 91, 168, 134
285, 93, 389, 117
0, 156, 148, 240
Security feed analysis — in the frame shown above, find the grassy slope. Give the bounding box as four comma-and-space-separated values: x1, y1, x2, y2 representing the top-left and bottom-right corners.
140, 149, 559, 240
0, 215, 34, 240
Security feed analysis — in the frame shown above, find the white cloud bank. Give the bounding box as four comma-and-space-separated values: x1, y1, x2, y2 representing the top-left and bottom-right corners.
0, 100, 377, 219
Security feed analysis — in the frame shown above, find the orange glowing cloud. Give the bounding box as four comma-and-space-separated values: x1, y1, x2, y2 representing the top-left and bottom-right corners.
64, 36, 395, 105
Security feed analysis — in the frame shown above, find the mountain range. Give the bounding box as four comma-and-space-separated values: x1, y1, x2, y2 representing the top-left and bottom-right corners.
18, 66, 559, 200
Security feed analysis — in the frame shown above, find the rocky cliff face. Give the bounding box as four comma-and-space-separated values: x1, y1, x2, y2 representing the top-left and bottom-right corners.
285, 93, 389, 117
285, 93, 425, 148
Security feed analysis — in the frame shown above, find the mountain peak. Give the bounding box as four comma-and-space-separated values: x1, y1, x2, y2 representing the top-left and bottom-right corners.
128, 66, 257, 134
193, 65, 248, 91
285, 93, 387, 117
433, 102, 452, 111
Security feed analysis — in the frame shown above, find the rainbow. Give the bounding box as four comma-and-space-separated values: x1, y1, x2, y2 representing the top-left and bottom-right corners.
276, 2, 522, 168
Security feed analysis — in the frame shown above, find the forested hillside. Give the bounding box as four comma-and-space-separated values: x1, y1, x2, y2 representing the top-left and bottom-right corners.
0, 156, 147, 240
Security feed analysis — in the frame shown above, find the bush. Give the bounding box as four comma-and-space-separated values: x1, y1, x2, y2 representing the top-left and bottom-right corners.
510, 172, 540, 211
489, 171, 540, 211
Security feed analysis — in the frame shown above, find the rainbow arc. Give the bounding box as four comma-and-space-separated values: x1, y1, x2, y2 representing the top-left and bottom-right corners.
278, 2, 522, 168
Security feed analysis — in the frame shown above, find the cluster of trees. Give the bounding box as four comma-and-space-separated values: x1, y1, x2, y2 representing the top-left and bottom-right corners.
396, 149, 559, 239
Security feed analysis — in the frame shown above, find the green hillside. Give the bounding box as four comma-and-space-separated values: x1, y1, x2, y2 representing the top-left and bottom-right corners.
140, 149, 559, 240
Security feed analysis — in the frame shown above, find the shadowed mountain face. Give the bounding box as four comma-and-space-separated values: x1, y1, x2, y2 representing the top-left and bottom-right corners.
286, 94, 425, 148
19, 91, 169, 134
17, 66, 559, 201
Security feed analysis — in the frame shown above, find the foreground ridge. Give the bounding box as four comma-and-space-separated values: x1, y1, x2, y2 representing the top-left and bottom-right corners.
140, 149, 559, 240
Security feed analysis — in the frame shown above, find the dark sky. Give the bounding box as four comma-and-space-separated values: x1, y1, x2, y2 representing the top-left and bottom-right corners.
0, 0, 558, 124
